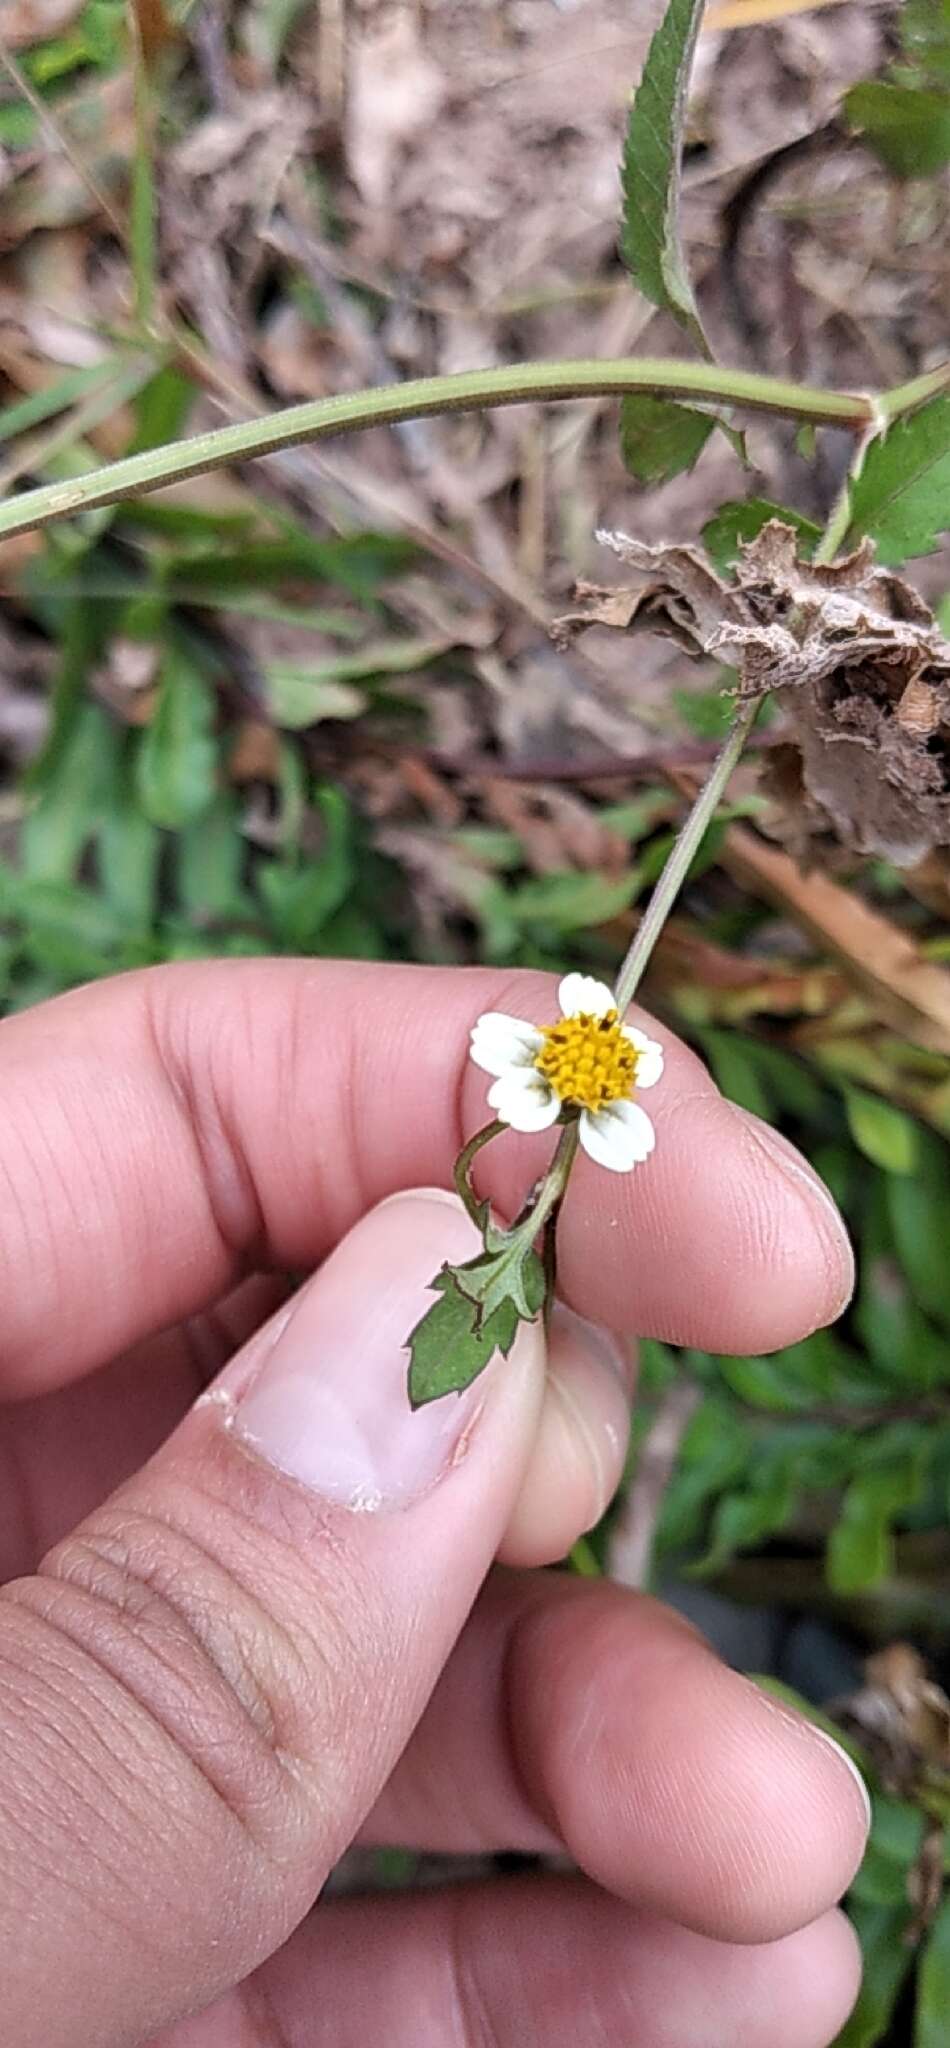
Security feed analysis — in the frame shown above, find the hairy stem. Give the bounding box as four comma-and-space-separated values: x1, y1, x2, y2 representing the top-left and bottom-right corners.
614, 696, 761, 1016
0, 358, 875, 541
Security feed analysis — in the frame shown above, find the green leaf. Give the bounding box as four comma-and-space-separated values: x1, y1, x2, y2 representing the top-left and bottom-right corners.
700, 1030, 772, 1120
903, 0, 950, 86
846, 395, 950, 565
886, 1132, 950, 1328
136, 651, 218, 829
97, 745, 162, 927
845, 80, 950, 179
267, 669, 366, 730
406, 1267, 522, 1408
621, 0, 707, 344
917, 1893, 950, 2048
835, 1903, 915, 2048
504, 867, 644, 935
701, 498, 821, 573
619, 394, 714, 483
451, 1240, 547, 1325
257, 785, 354, 949
827, 1455, 926, 1593
176, 793, 250, 922
846, 1088, 920, 1175
22, 703, 117, 882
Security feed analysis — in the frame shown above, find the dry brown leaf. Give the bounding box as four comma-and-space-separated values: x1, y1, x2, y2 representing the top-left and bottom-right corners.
567, 522, 950, 868
345, 13, 446, 214
722, 819, 950, 1057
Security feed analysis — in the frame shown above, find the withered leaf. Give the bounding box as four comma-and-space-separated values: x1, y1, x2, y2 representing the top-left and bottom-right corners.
560, 520, 950, 868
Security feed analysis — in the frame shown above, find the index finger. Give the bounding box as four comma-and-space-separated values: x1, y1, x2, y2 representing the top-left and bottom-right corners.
0, 958, 852, 1396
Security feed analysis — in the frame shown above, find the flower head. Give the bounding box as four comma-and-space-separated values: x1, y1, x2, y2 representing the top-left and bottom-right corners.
470, 973, 664, 1173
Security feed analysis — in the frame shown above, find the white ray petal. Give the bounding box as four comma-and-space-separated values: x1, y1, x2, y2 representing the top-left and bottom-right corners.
579, 1098, 656, 1172
470, 1012, 543, 1076
488, 1070, 560, 1133
621, 1026, 665, 1090
558, 973, 615, 1019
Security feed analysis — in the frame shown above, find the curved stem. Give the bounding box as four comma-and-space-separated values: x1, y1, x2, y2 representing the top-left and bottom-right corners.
453, 1118, 504, 1229
0, 357, 875, 541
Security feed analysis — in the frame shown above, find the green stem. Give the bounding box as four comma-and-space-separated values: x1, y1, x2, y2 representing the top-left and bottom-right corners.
614, 695, 761, 1017
0, 358, 875, 542
518, 1121, 580, 1244
453, 1119, 504, 1229
877, 359, 950, 422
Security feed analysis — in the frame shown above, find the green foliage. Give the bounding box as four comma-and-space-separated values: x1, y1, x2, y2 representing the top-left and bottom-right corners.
135, 649, 218, 829
621, 0, 706, 343
701, 498, 821, 573
835, 1902, 915, 2048
619, 393, 714, 483
846, 395, 950, 565
406, 1267, 524, 1408
846, 1089, 921, 1175
845, 81, 950, 179
917, 1894, 950, 2048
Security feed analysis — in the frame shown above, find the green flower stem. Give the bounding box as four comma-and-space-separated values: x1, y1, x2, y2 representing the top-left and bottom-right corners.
0, 358, 876, 542
453, 1118, 504, 1229
517, 1120, 580, 1247
613, 695, 761, 1018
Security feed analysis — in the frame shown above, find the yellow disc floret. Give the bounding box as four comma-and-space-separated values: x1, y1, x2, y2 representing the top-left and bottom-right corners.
534, 1007, 637, 1115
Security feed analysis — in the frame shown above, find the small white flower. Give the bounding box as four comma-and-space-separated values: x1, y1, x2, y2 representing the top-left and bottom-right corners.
469, 974, 664, 1173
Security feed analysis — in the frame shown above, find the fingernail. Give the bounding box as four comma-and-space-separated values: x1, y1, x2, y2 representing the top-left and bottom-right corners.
734, 1109, 855, 1316
232, 1192, 497, 1511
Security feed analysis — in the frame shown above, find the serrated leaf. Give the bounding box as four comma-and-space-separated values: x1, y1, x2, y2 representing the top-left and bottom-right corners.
406, 1267, 521, 1408
845, 80, 950, 179
621, 0, 707, 345
136, 650, 218, 829
452, 1240, 547, 1325
846, 395, 950, 566
846, 1088, 920, 1175
701, 498, 821, 573
620, 394, 714, 483
915, 1891, 950, 2047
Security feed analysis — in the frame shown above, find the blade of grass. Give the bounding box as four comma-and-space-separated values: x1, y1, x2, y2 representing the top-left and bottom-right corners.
0, 362, 126, 451
0, 352, 162, 493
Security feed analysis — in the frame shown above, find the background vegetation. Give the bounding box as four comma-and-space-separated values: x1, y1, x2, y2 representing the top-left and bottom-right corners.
1, 1, 949, 2039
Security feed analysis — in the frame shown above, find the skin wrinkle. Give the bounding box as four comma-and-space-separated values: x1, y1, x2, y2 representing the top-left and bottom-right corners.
147, 978, 268, 1278
0, 1627, 203, 1969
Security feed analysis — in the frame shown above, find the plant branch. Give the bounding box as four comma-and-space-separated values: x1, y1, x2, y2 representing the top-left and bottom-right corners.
0, 359, 876, 542
877, 359, 950, 422
614, 695, 761, 1016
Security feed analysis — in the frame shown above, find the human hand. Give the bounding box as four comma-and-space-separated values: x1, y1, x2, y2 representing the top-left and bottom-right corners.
0, 960, 869, 2047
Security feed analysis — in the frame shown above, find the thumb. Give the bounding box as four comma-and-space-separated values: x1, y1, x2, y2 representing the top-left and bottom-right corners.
0, 1191, 546, 2048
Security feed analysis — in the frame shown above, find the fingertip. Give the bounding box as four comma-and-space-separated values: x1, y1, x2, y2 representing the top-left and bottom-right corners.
498, 1307, 634, 1568
510, 1589, 870, 1942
